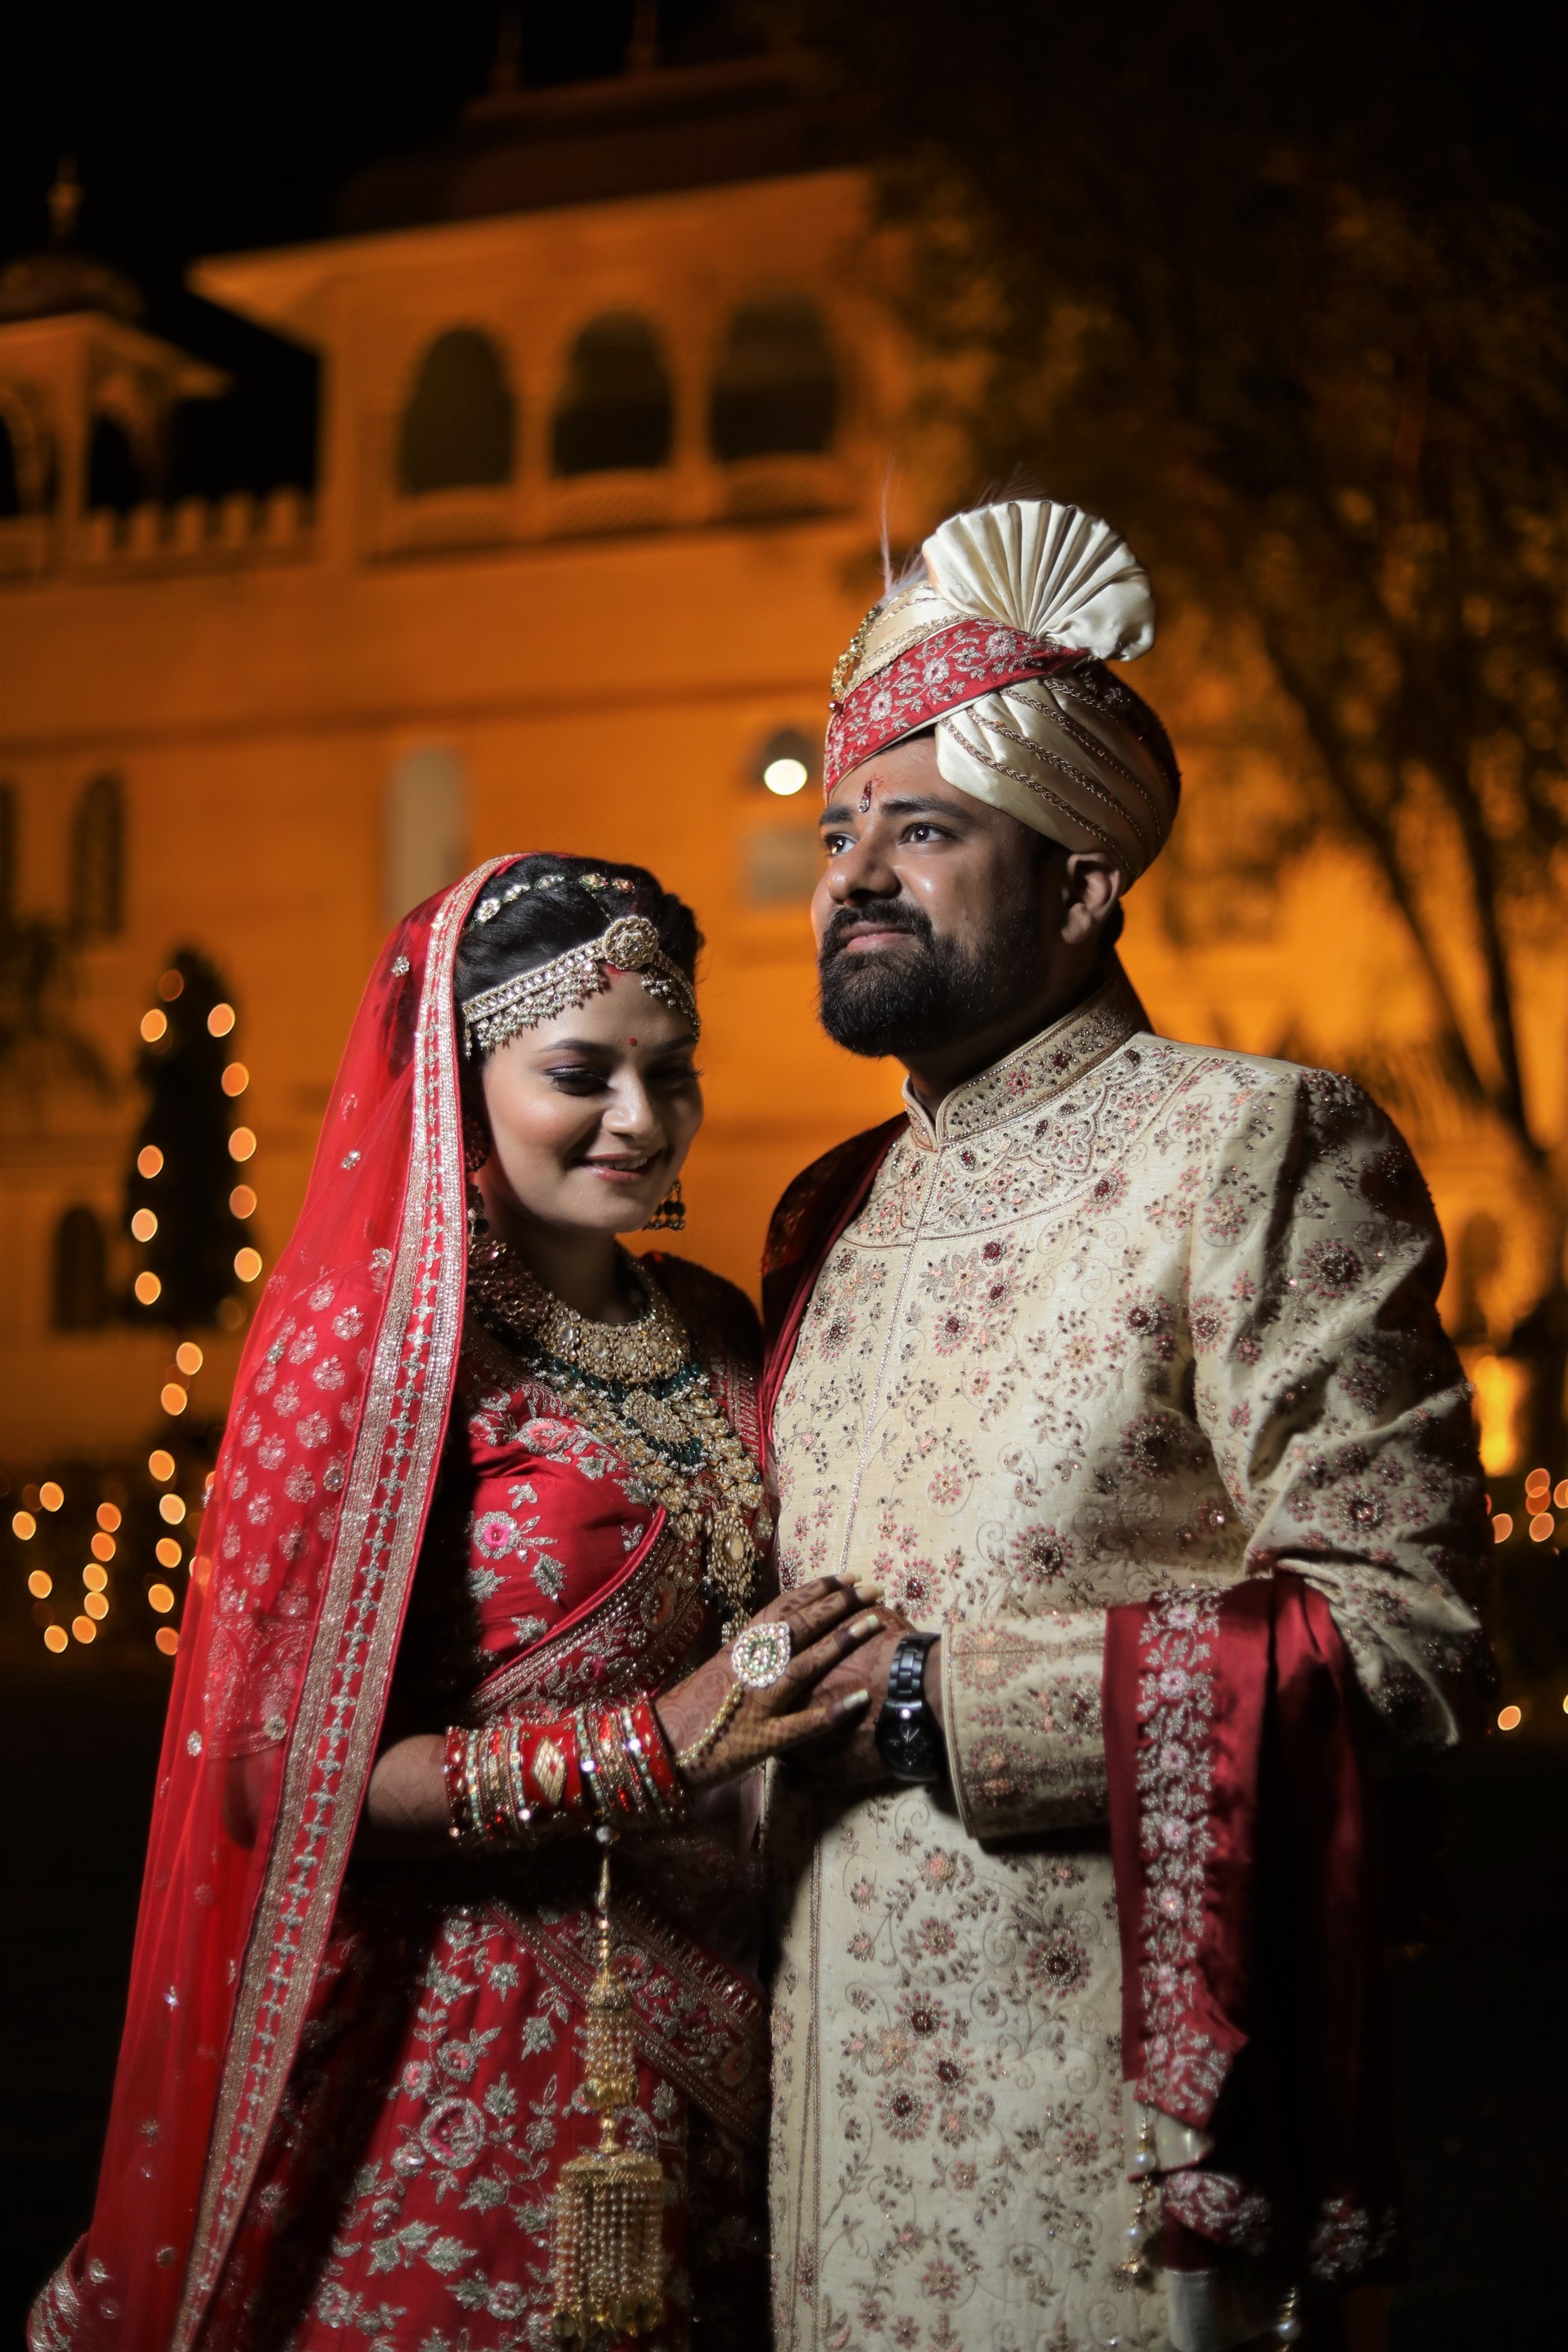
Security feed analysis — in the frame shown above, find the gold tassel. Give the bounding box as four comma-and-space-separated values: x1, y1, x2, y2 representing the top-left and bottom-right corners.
551, 1846, 666, 2347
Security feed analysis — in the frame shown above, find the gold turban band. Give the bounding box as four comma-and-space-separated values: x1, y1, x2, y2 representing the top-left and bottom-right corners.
824, 499, 1180, 881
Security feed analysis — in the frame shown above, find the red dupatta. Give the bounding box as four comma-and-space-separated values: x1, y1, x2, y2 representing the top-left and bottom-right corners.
31, 858, 522, 2352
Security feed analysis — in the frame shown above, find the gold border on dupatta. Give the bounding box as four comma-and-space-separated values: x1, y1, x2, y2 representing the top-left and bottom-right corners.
172, 859, 514, 2352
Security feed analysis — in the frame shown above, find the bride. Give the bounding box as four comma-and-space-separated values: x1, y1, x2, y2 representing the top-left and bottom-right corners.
33, 854, 892, 2352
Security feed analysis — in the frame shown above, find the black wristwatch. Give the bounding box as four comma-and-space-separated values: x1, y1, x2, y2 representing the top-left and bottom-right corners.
874, 1633, 945, 1784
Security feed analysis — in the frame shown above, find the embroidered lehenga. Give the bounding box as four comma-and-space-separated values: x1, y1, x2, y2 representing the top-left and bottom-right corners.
31, 864, 768, 2352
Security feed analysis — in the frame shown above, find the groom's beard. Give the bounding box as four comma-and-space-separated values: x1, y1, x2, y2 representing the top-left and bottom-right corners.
817, 900, 1033, 1060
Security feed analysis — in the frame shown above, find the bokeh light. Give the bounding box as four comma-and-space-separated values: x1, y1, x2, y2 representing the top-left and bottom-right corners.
176, 1342, 204, 1375
1497, 1704, 1522, 1732
72, 1615, 96, 1644
155, 1628, 180, 1656
159, 1494, 187, 1525
131, 1207, 158, 1241
148, 1449, 176, 1481
155, 1537, 182, 1569
12, 1509, 36, 1539
96, 1503, 122, 1531
83, 1591, 109, 1621
158, 969, 185, 1001
161, 1383, 188, 1416
83, 1565, 108, 1592
230, 1184, 257, 1218
208, 1002, 236, 1037
1529, 1513, 1555, 1543
1490, 1512, 1513, 1544
27, 1570, 51, 1599
221, 1062, 249, 1096
39, 1481, 64, 1511
135, 1271, 163, 1305
137, 1145, 164, 1178
90, 1531, 116, 1561
234, 1246, 263, 1282
140, 1009, 168, 1043
763, 755, 809, 795
43, 1625, 68, 1654
148, 1584, 176, 1614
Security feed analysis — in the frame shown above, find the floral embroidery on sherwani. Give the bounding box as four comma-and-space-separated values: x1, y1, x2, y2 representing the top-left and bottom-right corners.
765, 965, 1486, 2352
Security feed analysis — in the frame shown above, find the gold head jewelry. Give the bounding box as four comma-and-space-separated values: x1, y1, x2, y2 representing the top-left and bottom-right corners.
460, 913, 698, 1058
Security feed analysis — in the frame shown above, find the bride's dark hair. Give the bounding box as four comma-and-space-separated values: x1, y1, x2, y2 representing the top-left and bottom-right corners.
452, 853, 702, 1063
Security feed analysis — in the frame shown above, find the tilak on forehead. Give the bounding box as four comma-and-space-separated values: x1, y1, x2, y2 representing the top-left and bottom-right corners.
825, 498, 1181, 881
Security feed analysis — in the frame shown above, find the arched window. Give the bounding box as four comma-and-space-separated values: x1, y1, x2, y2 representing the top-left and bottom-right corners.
551, 315, 673, 476
709, 298, 837, 461
0, 386, 54, 514
70, 773, 125, 937
52, 1205, 108, 1330
383, 745, 470, 925
397, 329, 515, 495
87, 414, 145, 513
0, 416, 20, 519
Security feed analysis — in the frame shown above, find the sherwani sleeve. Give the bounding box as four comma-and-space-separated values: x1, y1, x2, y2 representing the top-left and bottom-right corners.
1186, 1067, 1488, 1748
941, 1066, 1489, 1842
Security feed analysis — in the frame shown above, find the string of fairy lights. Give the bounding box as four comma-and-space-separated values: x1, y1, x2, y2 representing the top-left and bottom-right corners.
11, 963, 265, 1660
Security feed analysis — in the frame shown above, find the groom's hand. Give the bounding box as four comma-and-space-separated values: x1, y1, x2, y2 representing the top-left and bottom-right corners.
784, 1619, 943, 1788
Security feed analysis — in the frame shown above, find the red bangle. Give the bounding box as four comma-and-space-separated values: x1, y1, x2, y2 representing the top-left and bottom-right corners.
443, 1724, 473, 1842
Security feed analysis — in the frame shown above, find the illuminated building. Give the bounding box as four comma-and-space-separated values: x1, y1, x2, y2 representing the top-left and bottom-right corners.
0, 47, 1544, 1472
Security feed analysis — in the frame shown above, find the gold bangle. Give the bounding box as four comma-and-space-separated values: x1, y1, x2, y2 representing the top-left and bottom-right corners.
675, 1681, 744, 1777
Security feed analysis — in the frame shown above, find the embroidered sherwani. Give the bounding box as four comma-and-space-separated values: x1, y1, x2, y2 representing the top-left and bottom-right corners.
764, 969, 1486, 2352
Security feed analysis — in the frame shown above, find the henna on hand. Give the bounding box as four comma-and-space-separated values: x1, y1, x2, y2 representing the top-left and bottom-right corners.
653, 1575, 906, 1790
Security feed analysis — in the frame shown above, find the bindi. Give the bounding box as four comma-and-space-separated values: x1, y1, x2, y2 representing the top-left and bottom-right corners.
627, 1036, 638, 1047
858, 782, 874, 813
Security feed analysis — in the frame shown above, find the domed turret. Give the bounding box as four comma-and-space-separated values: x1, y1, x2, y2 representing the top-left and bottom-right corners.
0, 159, 144, 327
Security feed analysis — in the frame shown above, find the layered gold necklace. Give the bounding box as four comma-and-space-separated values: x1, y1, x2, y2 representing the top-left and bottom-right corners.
466, 1236, 768, 1636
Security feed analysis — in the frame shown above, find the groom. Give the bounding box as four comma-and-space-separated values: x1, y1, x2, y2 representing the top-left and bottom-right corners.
760, 500, 1488, 2352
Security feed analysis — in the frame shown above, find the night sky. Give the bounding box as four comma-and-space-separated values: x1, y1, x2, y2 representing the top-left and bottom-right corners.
0, 3, 746, 491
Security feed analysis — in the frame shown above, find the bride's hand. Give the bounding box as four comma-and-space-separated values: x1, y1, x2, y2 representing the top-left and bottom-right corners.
655, 1577, 907, 1790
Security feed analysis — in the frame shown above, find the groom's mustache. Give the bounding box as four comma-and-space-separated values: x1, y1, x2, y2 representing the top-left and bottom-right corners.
817, 902, 935, 965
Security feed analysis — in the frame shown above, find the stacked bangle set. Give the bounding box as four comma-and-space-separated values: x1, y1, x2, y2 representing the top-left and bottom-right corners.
444, 1696, 684, 1851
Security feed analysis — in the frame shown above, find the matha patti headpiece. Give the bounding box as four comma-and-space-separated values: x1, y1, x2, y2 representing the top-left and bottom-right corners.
460, 914, 700, 1058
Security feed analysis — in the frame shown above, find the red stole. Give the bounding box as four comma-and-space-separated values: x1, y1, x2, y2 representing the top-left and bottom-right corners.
1103, 1576, 1401, 2285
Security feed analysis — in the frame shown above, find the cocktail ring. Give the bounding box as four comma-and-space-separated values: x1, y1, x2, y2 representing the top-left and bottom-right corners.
729, 1621, 793, 1690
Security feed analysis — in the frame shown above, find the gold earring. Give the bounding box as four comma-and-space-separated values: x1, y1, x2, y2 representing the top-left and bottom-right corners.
644, 1178, 685, 1232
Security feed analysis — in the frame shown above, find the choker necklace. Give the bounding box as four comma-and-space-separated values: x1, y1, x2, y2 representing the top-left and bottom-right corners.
465, 1235, 767, 1635
466, 1240, 687, 1385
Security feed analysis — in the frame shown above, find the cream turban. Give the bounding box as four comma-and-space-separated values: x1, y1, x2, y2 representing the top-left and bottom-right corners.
824, 499, 1179, 880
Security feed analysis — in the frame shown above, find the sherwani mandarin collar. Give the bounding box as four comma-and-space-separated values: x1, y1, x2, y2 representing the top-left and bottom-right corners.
897, 962, 1150, 1151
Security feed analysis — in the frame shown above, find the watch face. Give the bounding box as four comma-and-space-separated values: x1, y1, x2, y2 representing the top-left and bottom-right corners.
878, 1705, 942, 1783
